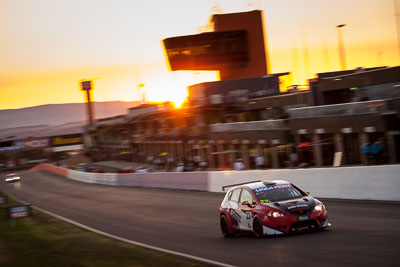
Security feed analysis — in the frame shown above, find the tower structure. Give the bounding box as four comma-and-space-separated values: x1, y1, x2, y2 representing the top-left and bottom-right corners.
163, 10, 270, 81
212, 10, 270, 80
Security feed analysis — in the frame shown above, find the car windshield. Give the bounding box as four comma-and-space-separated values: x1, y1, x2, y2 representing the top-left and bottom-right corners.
253, 184, 305, 202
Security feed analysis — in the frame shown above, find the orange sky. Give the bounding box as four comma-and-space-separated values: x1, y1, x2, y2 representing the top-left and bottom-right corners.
0, 0, 399, 110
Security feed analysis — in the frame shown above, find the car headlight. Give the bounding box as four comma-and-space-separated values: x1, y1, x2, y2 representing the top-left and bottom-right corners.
315, 204, 323, 212
268, 211, 285, 218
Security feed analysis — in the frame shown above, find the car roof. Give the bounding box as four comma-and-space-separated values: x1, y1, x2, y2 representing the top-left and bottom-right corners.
246, 180, 290, 190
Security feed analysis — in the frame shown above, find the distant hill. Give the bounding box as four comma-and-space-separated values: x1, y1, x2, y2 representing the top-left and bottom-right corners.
0, 101, 139, 130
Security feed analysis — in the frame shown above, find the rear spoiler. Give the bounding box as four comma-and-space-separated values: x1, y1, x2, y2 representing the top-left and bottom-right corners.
222, 180, 261, 191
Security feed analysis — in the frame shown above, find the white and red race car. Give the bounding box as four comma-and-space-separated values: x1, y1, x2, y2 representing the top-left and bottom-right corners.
219, 180, 331, 237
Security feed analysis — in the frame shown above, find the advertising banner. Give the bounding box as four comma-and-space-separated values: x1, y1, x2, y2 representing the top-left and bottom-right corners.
23, 138, 50, 149
0, 196, 7, 204
7, 205, 32, 219
51, 134, 83, 147
0, 141, 23, 153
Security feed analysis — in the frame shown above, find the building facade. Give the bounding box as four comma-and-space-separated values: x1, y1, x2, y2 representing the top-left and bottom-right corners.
88, 66, 400, 170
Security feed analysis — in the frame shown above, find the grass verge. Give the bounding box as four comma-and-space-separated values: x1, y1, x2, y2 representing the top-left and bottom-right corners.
0, 189, 209, 267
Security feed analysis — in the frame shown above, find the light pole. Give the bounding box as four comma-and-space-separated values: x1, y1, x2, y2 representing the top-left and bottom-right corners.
336, 24, 347, 70
80, 80, 95, 125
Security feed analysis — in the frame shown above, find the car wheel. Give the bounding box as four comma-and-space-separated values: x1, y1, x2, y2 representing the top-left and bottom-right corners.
220, 215, 234, 237
253, 215, 264, 238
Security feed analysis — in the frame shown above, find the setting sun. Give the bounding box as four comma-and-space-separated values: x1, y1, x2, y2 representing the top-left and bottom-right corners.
142, 71, 218, 107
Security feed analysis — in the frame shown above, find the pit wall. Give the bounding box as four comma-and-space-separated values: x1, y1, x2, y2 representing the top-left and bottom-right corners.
34, 164, 400, 201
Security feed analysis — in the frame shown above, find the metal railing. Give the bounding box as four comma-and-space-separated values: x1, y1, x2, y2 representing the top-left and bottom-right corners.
288, 99, 394, 118
209, 119, 287, 132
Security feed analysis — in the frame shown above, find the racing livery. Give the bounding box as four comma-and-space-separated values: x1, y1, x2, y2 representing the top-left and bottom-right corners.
219, 180, 331, 237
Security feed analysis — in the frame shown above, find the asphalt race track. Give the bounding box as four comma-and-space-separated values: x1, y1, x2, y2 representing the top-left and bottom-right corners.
1, 170, 400, 267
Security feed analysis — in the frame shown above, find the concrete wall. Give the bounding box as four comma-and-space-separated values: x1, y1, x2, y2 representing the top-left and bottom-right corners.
33, 164, 400, 201
117, 172, 208, 191
208, 165, 400, 201
68, 169, 118, 186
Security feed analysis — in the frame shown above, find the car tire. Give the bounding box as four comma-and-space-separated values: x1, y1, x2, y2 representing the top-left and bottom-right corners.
253, 215, 264, 238
220, 215, 234, 237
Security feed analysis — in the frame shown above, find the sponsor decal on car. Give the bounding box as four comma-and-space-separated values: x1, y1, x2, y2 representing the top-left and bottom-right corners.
230, 209, 241, 223
254, 184, 291, 193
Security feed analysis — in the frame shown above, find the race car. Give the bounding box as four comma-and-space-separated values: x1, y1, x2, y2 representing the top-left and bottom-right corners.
219, 180, 331, 237
5, 173, 21, 183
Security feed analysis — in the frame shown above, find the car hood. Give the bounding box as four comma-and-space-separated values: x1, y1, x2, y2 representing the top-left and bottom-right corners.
269, 196, 316, 215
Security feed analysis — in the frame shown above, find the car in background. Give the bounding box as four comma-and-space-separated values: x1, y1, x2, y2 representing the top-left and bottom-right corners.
119, 167, 134, 173
88, 167, 105, 173
75, 163, 89, 172
219, 180, 331, 237
5, 173, 21, 183
134, 167, 150, 173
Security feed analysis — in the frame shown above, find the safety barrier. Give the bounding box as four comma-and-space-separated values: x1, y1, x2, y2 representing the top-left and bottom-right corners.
68, 169, 118, 186
208, 165, 400, 201
32, 163, 400, 201
32, 163, 68, 177
117, 172, 208, 191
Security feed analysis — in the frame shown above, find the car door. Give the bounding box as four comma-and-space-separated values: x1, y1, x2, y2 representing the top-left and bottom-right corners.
236, 188, 255, 231
227, 188, 242, 230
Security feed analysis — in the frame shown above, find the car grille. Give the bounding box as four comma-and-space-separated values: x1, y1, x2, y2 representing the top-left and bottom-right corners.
290, 208, 310, 216
290, 220, 318, 232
